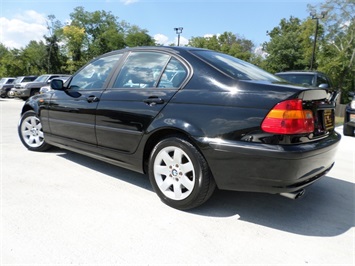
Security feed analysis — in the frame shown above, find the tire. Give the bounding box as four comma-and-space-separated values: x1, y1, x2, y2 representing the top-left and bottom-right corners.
343, 116, 354, 136
18, 110, 52, 151
148, 136, 216, 210
343, 124, 354, 136
7, 90, 14, 98
30, 89, 40, 97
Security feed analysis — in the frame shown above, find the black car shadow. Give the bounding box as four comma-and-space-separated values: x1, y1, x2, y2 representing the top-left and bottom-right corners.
55, 149, 354, 237
55, 149, 153, 191
194, 176, 355, 237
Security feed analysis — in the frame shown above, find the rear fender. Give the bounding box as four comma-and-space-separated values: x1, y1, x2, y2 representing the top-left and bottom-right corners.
146, 115, 205, 138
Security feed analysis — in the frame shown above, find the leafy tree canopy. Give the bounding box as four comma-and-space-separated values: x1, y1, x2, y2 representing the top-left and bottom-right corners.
189, 32, 254, 61
308, 0, 355, 99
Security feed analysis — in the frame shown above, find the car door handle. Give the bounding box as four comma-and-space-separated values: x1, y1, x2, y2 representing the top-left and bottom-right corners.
87, 95, 100, 103
143, 97, 164, 106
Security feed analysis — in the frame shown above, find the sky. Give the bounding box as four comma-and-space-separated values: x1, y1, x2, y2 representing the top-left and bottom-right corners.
0, 0, 323, 51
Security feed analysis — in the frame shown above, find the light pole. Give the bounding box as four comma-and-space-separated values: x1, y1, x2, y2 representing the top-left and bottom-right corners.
174, 27, 183, 46
310, 11, 326, 70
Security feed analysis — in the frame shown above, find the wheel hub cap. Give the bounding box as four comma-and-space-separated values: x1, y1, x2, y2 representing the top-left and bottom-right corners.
30, 127, 39, 136
154, 146, 195, 200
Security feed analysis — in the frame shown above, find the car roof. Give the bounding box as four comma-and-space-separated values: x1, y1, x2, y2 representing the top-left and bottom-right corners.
275, 71, 325, 75
38, 74, 70, 76
100, 46, 209, 57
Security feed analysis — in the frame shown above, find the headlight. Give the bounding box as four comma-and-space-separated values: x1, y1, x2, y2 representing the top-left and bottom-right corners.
351, 100, 355, 109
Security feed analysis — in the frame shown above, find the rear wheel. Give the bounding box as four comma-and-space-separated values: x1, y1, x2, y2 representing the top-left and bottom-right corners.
148, 136, 216, 210
18, 110, 51, 151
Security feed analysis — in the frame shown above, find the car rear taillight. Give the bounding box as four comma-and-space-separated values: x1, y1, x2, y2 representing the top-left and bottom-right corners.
261, 99, 314, 134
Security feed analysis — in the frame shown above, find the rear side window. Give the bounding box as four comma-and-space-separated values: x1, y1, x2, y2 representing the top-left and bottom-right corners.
23, 77, 37, 82
114, 52, 170, 88
191, 50, 279, 82
316, 74, 329, 87
158, 58, 187, 88
113, 52, 187, 89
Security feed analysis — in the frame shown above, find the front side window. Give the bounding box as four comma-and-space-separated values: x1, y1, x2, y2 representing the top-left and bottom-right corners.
69, 53, 121, 90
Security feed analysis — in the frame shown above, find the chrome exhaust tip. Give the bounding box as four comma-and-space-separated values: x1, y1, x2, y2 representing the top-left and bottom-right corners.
280, 189, 305, 200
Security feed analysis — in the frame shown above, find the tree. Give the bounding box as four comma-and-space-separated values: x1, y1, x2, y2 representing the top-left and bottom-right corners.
188, 32, 254, 61
0, 44, 12, 77
44, 15, 65, 73
21, 41, 48, 74
125, 25, 156, 47
68, 7, 125, 61
309, 0, 355, 101
62, 25, 86, 73
65, 6, 155, 71
262, 17, 317, 73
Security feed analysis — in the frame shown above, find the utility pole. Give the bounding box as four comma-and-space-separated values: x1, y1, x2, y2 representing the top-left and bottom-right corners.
310, 11, 326, 70
174, 27, 183, 46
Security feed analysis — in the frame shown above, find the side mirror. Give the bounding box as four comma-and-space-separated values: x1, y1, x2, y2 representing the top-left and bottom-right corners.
318, 83, 329, 89
51, 79, 64, 90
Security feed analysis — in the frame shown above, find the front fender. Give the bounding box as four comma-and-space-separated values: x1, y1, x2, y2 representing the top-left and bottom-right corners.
20, 94, 51, 133
20, 98, 40, 115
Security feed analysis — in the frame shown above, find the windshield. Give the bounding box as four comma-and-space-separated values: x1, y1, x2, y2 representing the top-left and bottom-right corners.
13, 77, 23, 83
35, 75, 50, 82
0, 78, 6, 84
190, 50, 280, 82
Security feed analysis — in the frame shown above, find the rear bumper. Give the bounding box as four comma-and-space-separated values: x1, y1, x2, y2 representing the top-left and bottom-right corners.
198, 131, 341, 193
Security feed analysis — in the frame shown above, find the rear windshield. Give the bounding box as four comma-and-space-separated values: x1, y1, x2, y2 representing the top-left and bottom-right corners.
276, 73, 313, 86
190, 50, 280, 82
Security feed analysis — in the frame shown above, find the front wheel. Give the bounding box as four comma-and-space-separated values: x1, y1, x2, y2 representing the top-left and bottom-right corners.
7, 90, 14, 98
148, 136, 216, 210
18, 110, 51, 151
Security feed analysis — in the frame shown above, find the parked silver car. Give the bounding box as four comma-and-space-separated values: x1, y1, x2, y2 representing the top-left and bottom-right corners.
39, 76, 70, 94
12, 74, 70, 100
0, 77, 16, 98
344, 92, 355, 136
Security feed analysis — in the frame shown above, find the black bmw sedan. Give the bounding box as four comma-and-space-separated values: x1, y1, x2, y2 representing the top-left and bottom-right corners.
18, 46, 341, 210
